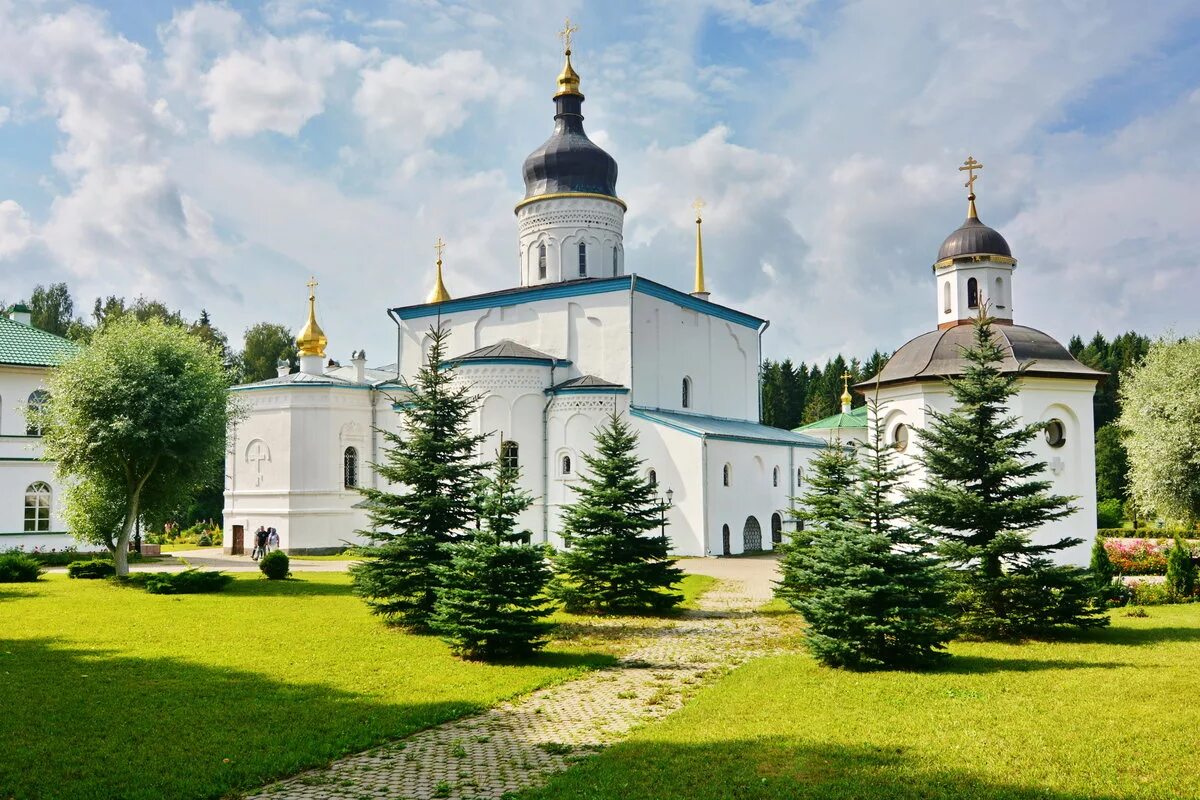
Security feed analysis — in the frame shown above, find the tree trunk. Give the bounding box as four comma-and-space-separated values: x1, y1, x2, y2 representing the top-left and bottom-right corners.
114, 490, 141, 578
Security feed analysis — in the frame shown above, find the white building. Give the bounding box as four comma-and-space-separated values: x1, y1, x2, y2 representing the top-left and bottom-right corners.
857, 167, 1105, 565
0, 305, 80, 552
223, 47, 824, 556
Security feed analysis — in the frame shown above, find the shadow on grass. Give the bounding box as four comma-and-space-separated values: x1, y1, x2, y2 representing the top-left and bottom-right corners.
0, 636, 576, 800
1063, 624, 1200, 647
516, 740, 1132, 800
0, 587, 39, 602
934, 654, 1130, 674
220, 577, 359, 598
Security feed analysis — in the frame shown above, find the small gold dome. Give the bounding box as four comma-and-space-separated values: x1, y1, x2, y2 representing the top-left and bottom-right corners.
428, 238, 451, 304
296, 278, 328, 357
555, 50, 581, 97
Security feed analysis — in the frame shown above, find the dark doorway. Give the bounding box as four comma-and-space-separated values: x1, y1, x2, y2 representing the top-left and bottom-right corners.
721, 524, 731, 556
231, 525, 244, 556
771, 513, 783, 545
743, 516, 763, 552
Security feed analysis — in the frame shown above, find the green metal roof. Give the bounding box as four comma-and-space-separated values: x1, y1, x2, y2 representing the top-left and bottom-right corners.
794, 405, 868, 432
0, 317, 79, 367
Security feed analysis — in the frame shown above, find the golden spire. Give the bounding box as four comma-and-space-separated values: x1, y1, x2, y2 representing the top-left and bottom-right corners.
959, 155, 983, 219
555, 18, 582, 97
427, 237, 451, 304
692, 197, 707, 295
296, 276, 328, 357
840, 371, 853, 412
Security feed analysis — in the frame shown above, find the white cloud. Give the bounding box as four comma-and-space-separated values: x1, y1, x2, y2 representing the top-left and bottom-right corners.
0, 200, 34, 259
264, 0, 333, 28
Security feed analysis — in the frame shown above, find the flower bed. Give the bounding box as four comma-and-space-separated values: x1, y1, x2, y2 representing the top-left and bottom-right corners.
1104, 538, 1199, 576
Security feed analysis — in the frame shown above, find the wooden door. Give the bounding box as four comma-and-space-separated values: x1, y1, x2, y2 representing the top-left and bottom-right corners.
231, 525, 244, 555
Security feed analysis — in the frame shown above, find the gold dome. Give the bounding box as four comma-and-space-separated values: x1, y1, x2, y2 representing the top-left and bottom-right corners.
555, 50, 581, 97
296, 277, 328, 357
427, 237, 451, 304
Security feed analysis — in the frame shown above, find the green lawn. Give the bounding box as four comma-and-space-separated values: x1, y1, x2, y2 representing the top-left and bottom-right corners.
0, 573, 710, 800
158, 543, 220, 553
518, 604, 1200, 800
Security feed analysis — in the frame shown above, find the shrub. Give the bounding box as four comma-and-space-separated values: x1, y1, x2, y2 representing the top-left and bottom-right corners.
1165, 536, 1197, 600
1100, 538, 1196, 575
1096, 498, 1124, 529
143, 569, 232, 595
1089, 536, 1127, 607
1128, 580, 1174, 606
196, 533, 213, 547
67, 559, 116, 579
1098, 527, 1196, 539
0, 552, 44, 583
259, 551, 290, 580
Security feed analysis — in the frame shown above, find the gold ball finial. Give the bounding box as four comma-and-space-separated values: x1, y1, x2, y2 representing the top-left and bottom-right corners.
428, 237, 451, 304
296, 275, 328, 357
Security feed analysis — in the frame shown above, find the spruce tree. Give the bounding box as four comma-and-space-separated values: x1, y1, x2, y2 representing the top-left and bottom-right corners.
352, 325, 487, 628
1165, 536, 1196, 600
777, 406, 953, 669
431, 454, 553, 660
550, 413, 682, 614
906, 312, 1108, 638
1089, 536, 1124, 606
776, 440, 857, 598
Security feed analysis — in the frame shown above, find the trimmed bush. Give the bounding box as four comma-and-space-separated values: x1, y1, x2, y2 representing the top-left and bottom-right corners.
1099, 527, 1197, 539
0, 552, 44, 583
1128, 580, 1173, 606
67, 559, 116, 579
197, 533, 213, 547
1096, 499, 1124, 529
1165, 536, 1197, 600
144, 569, 232, 595
259, 551, 290, 580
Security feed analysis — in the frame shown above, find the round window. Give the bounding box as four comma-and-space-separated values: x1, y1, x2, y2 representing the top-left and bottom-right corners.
1045, 419, 1066, 448
892, 423, 909, 453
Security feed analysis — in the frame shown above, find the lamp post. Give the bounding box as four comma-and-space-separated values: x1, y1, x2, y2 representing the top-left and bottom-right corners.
660, 488, 674, 542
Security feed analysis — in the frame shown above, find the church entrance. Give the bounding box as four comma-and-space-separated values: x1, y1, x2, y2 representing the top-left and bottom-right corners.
771, 513, 783, 545
230, 525, 244, 556
721, 524, 731, 556
743, 516, 762, 552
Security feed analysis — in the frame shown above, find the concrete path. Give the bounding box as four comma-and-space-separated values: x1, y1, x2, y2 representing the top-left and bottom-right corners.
244, 569, 786, 800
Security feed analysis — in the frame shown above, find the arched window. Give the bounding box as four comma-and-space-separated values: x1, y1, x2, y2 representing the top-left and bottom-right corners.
1045, 419, 1066, 449
647, 468, 657, 487
24, 482, 51, 532
612, 246, 619, 275
943, 281, 951, 314
967, 277, 979, 309
892, 423, 909, 453
771, 512, 783, 545
995, 276, 1005, 308
681, 376, 692, 409
501, 440, 519, 470
25, 390, 48, 436
722, 463, 731, 487
577, 242, 587, 277
721, 524, 731, 556
537, 243, 547, 280
772, 466, 779, 487
796, 467, 803, 487
343, 447, 358, 488
561, 454, 572, 475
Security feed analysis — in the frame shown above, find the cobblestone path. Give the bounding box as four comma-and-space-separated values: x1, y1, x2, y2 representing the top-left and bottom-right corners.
247, 577, 784, 800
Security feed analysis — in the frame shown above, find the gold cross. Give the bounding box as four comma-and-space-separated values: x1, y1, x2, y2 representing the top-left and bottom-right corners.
959, 155, 983, 196
841, 371, 852, 391
434, 236, 446, 262
558, 17, 579, 54
692, 197, 705, 222
306, 276, 318, 297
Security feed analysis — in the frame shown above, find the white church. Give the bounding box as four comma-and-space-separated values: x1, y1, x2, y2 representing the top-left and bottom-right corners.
221, 44, 1103, 563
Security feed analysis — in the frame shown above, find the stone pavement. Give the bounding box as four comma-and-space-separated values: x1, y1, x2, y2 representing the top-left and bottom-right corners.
245, 564, 786, 800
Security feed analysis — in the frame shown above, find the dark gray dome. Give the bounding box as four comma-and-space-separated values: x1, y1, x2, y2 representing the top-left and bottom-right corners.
521, 93, 618, 199
858, 324, 1105, 389
937, 210, 1012, 262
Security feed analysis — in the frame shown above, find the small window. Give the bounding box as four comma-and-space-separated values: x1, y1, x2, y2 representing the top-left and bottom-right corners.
538, 243, 547, 280
343, 447, 358, 488
722, 463, 731, 487
943, 281, 951, 314
647, 468, 657, 487
612, 246, 619, 275
892, 423, 909, 453
501, 440, 520, 470
772, 466, 779, 487
1045, 419, 1066, 449
24, 482, 51, 532
796, 467, 803, 487
26, 390, 48, 436
967, 277, 979, 309
681, 377, 691, 409
578, 242, 587, 277
561, 454, 572, 475
995, 276, 1005, 309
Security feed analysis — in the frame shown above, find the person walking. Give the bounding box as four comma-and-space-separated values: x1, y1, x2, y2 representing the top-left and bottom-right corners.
267, 527, 280, 553
252, 526, 268, 560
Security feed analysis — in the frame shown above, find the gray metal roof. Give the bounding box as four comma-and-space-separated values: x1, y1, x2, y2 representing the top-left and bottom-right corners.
858, 324, 1106, 389
554, 374, 623, 389
450, 340, 561, 363
937, 215, 1012, 262
632, 407, 827, 448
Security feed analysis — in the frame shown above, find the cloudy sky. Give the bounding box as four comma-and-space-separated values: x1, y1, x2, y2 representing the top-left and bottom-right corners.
1, 0, 1198, 366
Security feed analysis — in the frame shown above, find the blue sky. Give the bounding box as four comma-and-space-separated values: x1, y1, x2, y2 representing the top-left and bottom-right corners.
1, 0, 1198, 366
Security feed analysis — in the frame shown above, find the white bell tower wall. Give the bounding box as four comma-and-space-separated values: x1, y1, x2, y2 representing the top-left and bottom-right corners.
516, 194, 625, 286
933, 257, 1016, 328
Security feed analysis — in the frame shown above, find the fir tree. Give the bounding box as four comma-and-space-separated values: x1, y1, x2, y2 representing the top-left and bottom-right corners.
352, 325, 487, 628
906, 312, 1108, 638
1089, 535, 1125, 606
431, 454, 553, 660
1165, 536, 1197, 600
777, 405, 953, 669
776, 441, 857, 574
550, 413, 683, 614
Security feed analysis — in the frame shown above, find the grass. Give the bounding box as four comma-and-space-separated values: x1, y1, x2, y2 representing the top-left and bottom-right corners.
157, 543, 220, 553
517, 604, 1200, 800
0, 572, 710, 800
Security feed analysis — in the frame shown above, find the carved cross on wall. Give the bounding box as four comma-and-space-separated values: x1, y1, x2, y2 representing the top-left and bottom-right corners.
1049, 456, 1065, 475
246, 441, 270, 487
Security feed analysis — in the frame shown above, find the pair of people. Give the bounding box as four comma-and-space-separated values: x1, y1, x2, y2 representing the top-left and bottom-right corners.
251, 526, 280, 560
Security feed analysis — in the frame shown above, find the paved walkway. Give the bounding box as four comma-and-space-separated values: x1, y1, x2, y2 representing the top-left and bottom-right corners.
246, 560, 785, 800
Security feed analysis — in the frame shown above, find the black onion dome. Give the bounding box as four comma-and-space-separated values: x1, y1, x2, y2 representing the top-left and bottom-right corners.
937, 200, 1012, 262
521, 91, 618, 199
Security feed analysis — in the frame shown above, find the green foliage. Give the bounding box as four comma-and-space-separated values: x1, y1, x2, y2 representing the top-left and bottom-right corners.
1165, 536, 1197, 600
776, 401, 953, 670
761, 352, 889, 429
1088, 537, 1127, 607
140, 569, 232, 595
0, 552, 43, 582
1094, 424, 1129, 502
1096, 498, 1124, 529
352, 325, 488, 628
1119, 336, 1200, 524
67, 559, 116, 579
906, 312, 1107, 638
239, 321, 298, 383
260, 551, 291, 580
1128, 580, 1174, 606
551, 413, 682, 614
1069, 330, 1151, 429
431, 458, 553, 660
38, 317, 234, 576
25, 282, 75, 337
